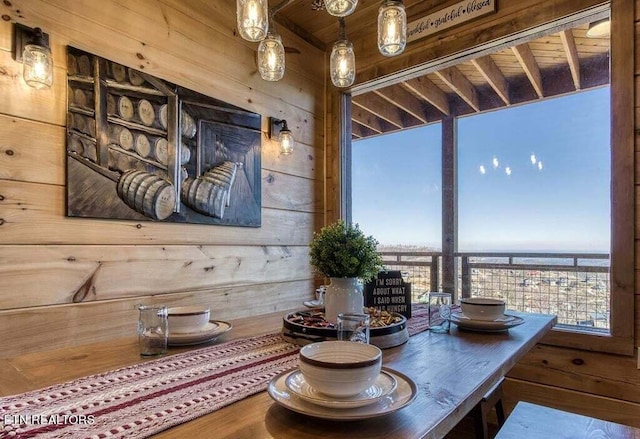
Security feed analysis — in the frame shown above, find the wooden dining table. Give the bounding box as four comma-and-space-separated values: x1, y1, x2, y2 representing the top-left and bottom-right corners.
0, 309, 555, 439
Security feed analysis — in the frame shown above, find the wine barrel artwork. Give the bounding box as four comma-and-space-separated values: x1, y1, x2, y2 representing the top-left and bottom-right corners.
204, 161, 238, 207
66, 46, 261, 227
116, 170, 176, 220
181, 177, 227, 219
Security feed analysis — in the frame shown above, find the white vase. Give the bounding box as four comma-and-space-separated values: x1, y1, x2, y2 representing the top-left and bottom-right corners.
324, 277, 363, 323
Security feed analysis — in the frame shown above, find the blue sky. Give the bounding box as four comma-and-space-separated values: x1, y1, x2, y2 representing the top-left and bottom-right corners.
351, 87, 611, 252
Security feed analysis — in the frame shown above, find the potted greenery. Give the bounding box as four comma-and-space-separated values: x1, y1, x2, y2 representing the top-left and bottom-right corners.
309, 220, 383, 323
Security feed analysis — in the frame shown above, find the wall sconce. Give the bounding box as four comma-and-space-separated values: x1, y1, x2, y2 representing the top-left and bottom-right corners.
378, 0, 406, 57
269, 117, 294, 155
330, 18, 356, 88
12, 23, 53, 89
237, 0, 269, 42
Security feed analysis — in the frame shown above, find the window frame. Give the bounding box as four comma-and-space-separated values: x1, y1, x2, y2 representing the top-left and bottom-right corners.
342, 0, 634, 355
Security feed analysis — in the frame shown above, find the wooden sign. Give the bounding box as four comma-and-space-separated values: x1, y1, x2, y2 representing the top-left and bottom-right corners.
407, 0, 496, 43
364, 270, 412, 318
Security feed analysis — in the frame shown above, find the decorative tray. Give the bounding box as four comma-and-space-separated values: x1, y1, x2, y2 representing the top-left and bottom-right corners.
281, 308, 408, 349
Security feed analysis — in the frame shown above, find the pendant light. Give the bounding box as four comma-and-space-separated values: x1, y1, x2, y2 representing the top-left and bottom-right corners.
377, 0, 406, 57
21, 27, 53, 89
330, 18, 356, 88
324, 0, 358, 17
258, 18, 285, 81
237, 0, 269, 42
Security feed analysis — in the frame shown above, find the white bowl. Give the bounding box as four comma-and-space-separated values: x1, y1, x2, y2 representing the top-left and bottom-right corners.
298, 341, 382, 398
460, 298, 506, 321
167, 306, 210, 333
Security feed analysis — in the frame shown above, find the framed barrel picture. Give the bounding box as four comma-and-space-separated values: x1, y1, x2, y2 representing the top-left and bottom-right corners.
65, 47, 261, 227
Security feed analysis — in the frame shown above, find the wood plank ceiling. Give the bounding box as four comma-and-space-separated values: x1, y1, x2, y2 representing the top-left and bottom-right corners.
350, 25, 610, 140
273, 2, 610, 141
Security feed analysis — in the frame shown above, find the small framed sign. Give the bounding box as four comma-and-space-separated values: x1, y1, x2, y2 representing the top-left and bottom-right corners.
364, 270, 412, 318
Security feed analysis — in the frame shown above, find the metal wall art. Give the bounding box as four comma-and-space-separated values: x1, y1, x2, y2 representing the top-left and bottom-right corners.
65, 47, 262, 227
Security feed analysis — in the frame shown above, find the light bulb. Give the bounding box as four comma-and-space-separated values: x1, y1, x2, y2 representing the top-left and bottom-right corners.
330, 40, 355, 88
279, 129, 294, 155
258, 31, 285, 81
378, 0, 406, 57
237, 0, 268, 42
23, 42, 53, 89
324, 0, 358, 17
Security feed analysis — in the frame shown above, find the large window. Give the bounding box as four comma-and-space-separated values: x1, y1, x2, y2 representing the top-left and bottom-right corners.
351, 124, 442, 249
345, 2, 634, 354
458, 88, 611, 253
457, 88, 611, 329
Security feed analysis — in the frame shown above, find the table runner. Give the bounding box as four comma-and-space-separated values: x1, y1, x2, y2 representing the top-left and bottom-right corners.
1, 307, 430, 439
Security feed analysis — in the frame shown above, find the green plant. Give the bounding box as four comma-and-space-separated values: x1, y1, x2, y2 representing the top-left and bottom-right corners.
309, 220, 383, 281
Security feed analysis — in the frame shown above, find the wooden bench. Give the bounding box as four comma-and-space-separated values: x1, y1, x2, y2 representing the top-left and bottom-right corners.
495, 401, 640, 438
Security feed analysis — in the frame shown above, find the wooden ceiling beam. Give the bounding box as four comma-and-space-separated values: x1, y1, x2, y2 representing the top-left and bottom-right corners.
434, 67, 480, 112
273, 15, 326, 51
559, 30, 581, 90
511, 43, 544, 98
471, 55, 511, 105
402, 76, 450, 116
351, 106, 395, 134
352, 93, 413, 129
351, 121, 377, 139
373, 85, 429, 124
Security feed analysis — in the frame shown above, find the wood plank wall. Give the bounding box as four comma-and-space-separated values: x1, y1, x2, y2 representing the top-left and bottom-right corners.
0, 0, 326, 357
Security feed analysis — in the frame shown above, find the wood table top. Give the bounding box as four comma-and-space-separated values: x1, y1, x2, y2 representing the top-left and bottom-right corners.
0, 310, 556, 439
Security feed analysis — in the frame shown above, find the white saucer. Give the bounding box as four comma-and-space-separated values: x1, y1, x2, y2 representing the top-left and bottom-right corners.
172, 321, 219, 334
450, 312, 524, 332
167, 320, 232, 346
267, 367, 417, 420
284, 370, 397, 409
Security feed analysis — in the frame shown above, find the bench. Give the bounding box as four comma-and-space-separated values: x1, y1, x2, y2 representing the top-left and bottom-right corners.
495, 401, 640, 438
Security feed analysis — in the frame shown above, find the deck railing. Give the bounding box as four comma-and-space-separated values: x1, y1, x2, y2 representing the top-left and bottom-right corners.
379, 250, 611, 330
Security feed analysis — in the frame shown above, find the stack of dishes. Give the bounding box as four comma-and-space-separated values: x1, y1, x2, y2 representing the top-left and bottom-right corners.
267, 341, 417, 420
166, 306, 232, 346
450, 298, 524, 332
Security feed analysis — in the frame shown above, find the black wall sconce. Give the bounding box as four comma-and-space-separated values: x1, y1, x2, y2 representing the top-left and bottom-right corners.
269, 117, 294, 156
12, 23, 53, 89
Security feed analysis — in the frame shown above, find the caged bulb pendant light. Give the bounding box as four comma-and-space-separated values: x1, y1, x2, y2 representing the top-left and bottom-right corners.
330, 18, 356, 88
22, 27, 53, 89
377, 0, 406, 57
258, 17, 285, 81
237, 0, 269, 42
324, 0, 358, 17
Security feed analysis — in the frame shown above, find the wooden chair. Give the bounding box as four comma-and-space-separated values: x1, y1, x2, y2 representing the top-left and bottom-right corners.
473, 378, 506, 439
495, 401, 640, 438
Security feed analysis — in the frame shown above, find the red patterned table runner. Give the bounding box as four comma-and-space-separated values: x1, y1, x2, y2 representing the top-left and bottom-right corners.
1, 308, 430, 438
1, 334, 298, 439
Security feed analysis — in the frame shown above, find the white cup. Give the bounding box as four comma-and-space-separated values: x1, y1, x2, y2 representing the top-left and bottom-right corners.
460, 298, 506, 321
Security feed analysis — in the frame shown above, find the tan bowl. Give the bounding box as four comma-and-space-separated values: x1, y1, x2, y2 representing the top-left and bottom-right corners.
299, 341, 382, 398
460, 298, 506, 321
167, 306, 210, 333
